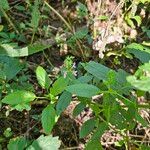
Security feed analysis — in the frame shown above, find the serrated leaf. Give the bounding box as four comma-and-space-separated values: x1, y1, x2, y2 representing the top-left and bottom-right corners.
127, 62, 150, 92
27, 135, 61, 150
76, 2, 88, 18
0, 0, 9, 10
85, 140, 103, 150
31, 0, 40, 31
36, 66, 51, 89
73, 102, 86, 117
135, 113, 148, 127
0, 56, 24, 81
84, 61, 111, 80
41, 104, 56, 134
50, 77, 68, 96
56, 91, 72, 115
2, 91, 36, 105
66, 83, 99, 98
8, 137, 28, 150
132, 15, 141, 26
127, 76, 150, 91
126, 43, 150, 63
77, 75, 93, 83
91, 122, 108, 140
80, 118, 96, 138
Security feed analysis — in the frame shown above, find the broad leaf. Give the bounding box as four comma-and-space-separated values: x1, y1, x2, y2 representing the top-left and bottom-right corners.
79, 118, 96, 138
56, 91, 72, 115
0, 0, 9, 10
8, 137, 28, 150
66, 83, 99, 98
2, 91, 36, 105
84, 61, 111, 80
127, 62, 150, 92
77, 75, 93, 83
0, 43, 50, 57
85, 140, 102, 150
73, 102, 86, 117
41, 104, 56, 134
0, 56, 24, 81
31, 0, 40, 31
27, 135, 61, 150
126, 43, 150, 63
50, 77, 68, 96
36, 66, 51, 89
91, 122, 108, 140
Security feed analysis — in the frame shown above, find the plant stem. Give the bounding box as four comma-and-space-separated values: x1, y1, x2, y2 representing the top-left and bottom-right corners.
43, 51, 54, 68
44, 1, 86, 60
0, 7, 19, 34
44, 1, 72, 32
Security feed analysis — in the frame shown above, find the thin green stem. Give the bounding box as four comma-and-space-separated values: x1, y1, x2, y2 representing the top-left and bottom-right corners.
0, 7, 19, 34
43, 51, 54, 68
44, 1, 72, 32
44, 1, 86, 60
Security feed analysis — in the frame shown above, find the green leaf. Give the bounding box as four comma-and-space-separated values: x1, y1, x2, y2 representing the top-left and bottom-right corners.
27, 135, 61, 150
67, 27, 88, 45
8, 137, 28, 150
140, 145, 150, 150
31, 0, 40, 31
132, 15, 141, 26
79, 118, 96, 138
50, 77, 68, 96
76, 2, 88, 18
41, 104, 56, 134
85, 140, 103, 150
56, 91, 72, 115
0, 56, 24, 81
66, 83, 99, 98
0, 0, 9, 10
36, 66, 51, 89
0, 43, 50, 57
98, 15, 108, 20
77, 75, 93, 83
91, 122, 108, 140
135, 113, 148, 127
140, 0, 150, 4
73, 102, 86, 117
84, 61, 111, 80
2, 91, 36, 105
126, 43, 150, 63
127, 76, 150, 91
127, 62, 150, 92
14, 103, 31, 111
